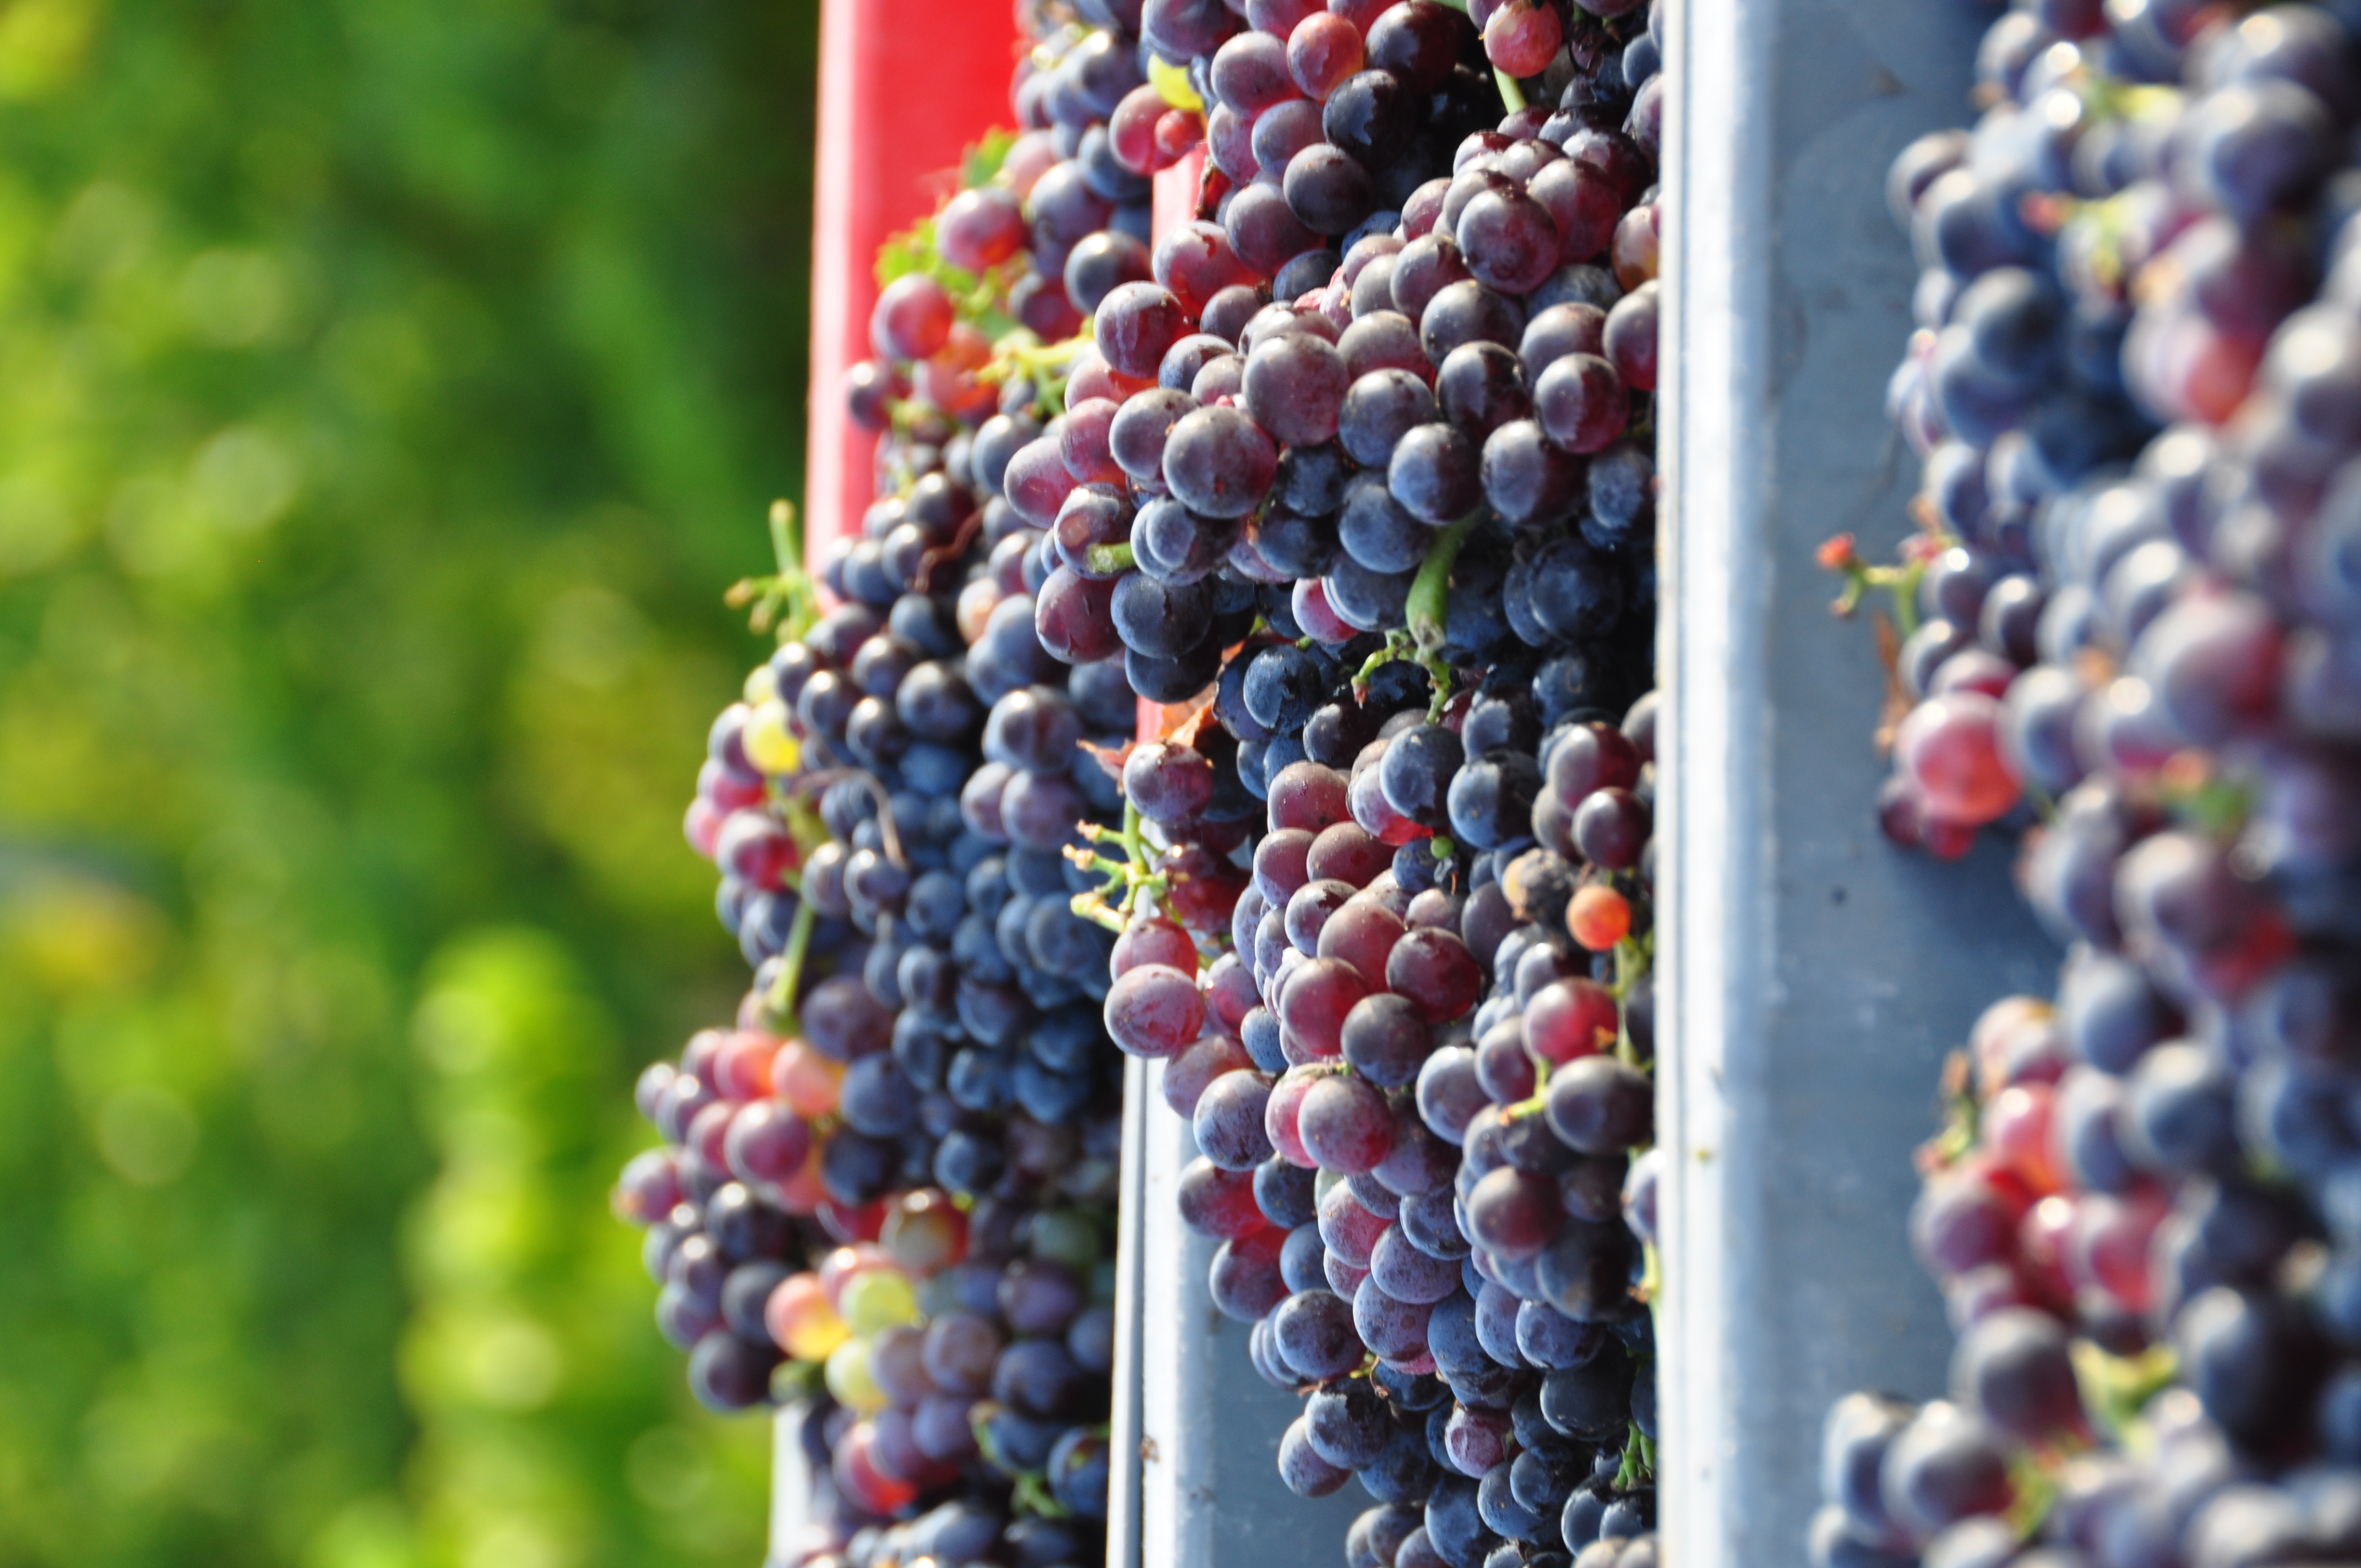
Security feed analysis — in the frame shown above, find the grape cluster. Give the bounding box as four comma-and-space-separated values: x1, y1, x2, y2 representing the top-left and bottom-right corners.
617, 8, 1220, 1556
1101, 672, 1664, 1568
956, 0, 1679, 1559
1008, 0, 1663, 720
1814, 6, 2361, 1567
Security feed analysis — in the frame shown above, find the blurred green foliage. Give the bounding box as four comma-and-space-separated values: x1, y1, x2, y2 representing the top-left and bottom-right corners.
0, 1, 820, 1565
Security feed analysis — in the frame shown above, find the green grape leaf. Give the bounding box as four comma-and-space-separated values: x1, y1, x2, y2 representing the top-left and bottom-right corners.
962, 127, 1019, 188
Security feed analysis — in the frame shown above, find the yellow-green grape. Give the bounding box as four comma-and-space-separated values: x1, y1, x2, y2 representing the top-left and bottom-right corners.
743, 662, 779, 706
825, 1336, 887, 1414
743, 697, 798, 775
1148, 55, 1203, 112
768, 1272, 850, 1363
840, 1267, 921, 1335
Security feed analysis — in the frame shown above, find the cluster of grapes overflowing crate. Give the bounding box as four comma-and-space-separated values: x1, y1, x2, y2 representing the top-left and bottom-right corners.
613, 0, 1680, 1554
1814, 4, 2361, 1567
610, 7, 1177, 1560
980, 0, 1673, 1561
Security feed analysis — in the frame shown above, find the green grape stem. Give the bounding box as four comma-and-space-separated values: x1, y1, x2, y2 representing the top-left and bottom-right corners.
764, 895, 819, 1030
1613, 1421, 1656, 1490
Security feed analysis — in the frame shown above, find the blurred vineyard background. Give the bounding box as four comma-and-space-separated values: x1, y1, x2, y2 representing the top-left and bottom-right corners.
0, 2, 820, 1565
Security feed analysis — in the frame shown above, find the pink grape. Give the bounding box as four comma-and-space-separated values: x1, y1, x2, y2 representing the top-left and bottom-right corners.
2063, 1189, 2168, 1316
1254, 827, 1316, 907
1318, 899, 1407, 988
1059, 399, 1125, 486
1211, 1229, 1291, 1320
1034, 567, 1125, 663
1307, 824, 1391, 889
1178, 1156, 1270, 1240
1895, 691, 2021, 826
1165, 1034, 1255, 1119
1293, 579, 1358, 643
1108, 84, 1168, 176
1317, 1176, 1391, 1265
1279, 956, 1372, 1057
1104, 963, 1207, 1058
711, 1031, 783, 1101
1385, 928, 1483, 1022
723, 1099, 812, 1188
871, 273, 954, 361
1269, 761, 1353, 831
1113, 915, 1198, 976
1204, 953, 1259, 1037
1288, 10, 1365, 98
1267, 1065, 1322, 1167
935, 185, 1027, 272
1298, 1071, 1399, 1172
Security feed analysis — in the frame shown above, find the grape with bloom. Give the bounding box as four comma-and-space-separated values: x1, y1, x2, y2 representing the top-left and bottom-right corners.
1814, 7, 2361, 1568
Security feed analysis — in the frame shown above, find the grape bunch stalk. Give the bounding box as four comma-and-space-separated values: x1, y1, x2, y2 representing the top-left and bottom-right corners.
1813, 5, 2361, 1568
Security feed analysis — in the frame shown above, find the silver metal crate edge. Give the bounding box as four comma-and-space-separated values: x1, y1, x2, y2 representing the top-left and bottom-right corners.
1660, 3, 2064, 1564
1116, 1058, 1368, 1568
1657, 0, 1764, 1558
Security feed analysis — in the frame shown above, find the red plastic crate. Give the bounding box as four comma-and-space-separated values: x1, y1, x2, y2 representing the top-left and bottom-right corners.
803, 0, 1025, 573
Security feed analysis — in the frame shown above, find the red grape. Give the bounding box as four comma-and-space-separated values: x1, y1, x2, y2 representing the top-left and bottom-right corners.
1266, 1064, 1321, 1166
1317, 1175, 1392, 1264
871, 273, 954, 361
1165, 1033, 1256, 1119
1114, 915, 1199, 976
1035, 567, 1125, 663
1279, 956, 1372, 1057
1211, 1228, 1291, 1320
1270, 761, 1353, 831
1896, 692, 2021, 826
1465, 1166, 1563, 1258
1298, 1071, 1398, 1172
1254, 827, 1317, 907
1566, 885, 1631, 951
1385, 928, 1482, 1021
1178, 1156, 1270, 1240
1307, 821, 1393, 885
723, 1099, 812, 1188
1104, 963, 1208, 1058
1523, 977, 1620, 1065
